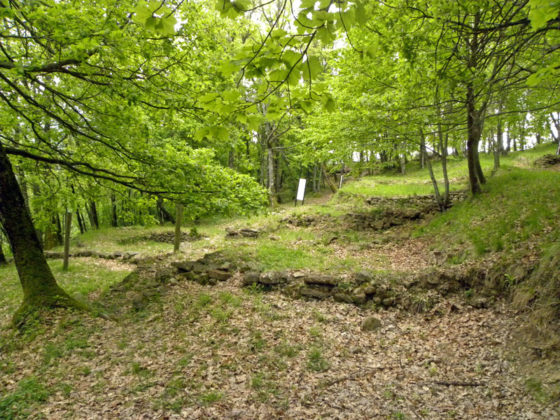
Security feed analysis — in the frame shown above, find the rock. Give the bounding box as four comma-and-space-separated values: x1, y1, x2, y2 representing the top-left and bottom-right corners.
354, 271, 373, 284
226, 227, 260, 238
292, 270, 306, 279
352, 292, 367, 305
172, 261, 196, 272
239, 228, 259, 238
242, 271, 260, 286
534, 154, 560, 167
361, 316, 382, 332
362, 284, 378, 295
300, 287, 331, 300
207, 269, 231, 282
155, 268, 174, 283
44, 251, 64, 259
122, 251, 139, 260
303, 274, 338, 287
259, 271, 288, 286
75, 250, 94, 257
333, 292, 354, 304
382, 297, 396, 307
470, 296, 489, 309
217, 262, 233, 271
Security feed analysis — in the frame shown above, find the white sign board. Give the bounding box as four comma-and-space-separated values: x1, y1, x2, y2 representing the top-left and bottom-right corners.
296, 178, 307, 201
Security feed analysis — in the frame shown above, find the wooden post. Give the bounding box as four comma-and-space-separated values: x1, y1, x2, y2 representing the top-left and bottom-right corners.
174, 203, 183, 253
63, 211, 72, 271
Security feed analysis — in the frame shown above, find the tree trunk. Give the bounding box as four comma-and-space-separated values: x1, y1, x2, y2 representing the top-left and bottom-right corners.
495, 121, 503, 171
110, 194, 118, 227
0, 144, 78, 325
437, 123, 450, 208
267, 144, 276, 205
76, 208, 86, 234
321, 164, 338, 193
87, 200, 99, 230
422, 129, 444, 211
156, 197, 175, 225
174, 203, 183, 253
420, 137, 425, 169
0, 234, 7, 265
399, 154, 406, 175
63, 211, 72, 271
466, 84, 483, 194
17, 166, 29, 209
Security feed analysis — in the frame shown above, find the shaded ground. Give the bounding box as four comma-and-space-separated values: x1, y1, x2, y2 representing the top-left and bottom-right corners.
1, 275, 557, 419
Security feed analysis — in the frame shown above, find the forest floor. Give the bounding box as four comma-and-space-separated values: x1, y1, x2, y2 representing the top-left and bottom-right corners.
1, 145, 560, 419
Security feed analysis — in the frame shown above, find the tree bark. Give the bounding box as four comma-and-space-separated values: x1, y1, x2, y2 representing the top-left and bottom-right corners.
267, 144, 276, 205
87, 200, 99, 229
466, 83, 483, 194
495, 121, 503, 171
63, 211, 72, 271
0, 144, 78, 324
321, 164, 338, 193
420, 137, 425, 169
110, 194, 118, 227
76, 208, 86, 234
437, 123, 450, 208
422, 129, 444, 211
156, 197, 175, 224
0, 234, 7, 265
174, 203, 183, 253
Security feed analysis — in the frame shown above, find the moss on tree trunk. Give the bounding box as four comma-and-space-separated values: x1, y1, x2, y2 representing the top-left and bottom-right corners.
0, 144, 84, 327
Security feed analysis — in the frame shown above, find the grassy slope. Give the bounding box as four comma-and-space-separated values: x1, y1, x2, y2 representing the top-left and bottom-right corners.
339, 143, 557, 196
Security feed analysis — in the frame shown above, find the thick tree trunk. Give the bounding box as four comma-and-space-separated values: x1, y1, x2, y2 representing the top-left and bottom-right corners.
17, 166, 29, 208
0, 234, 7, 265
0, 144, 78, 325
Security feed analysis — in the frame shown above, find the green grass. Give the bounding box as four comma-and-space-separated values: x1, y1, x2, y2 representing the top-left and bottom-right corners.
416, 166, 560, 256
0, 259, 130, 325
0, 376, 50, 420
339, 143, 557, 198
